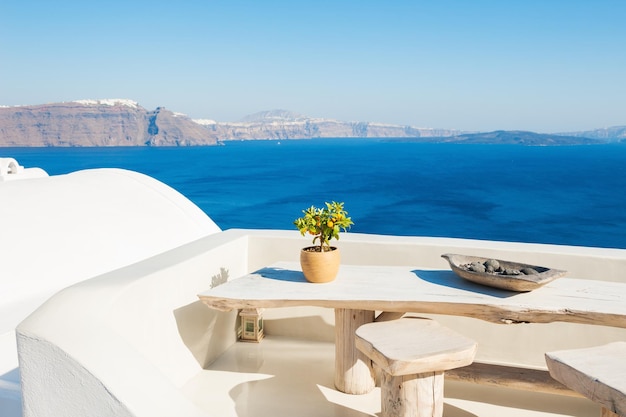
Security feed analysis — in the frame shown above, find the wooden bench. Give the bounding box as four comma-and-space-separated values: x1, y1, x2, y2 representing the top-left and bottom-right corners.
355, 317, 477, 417
545, 342, 626, 417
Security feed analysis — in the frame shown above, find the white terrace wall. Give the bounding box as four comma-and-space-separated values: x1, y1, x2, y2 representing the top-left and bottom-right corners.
16, 229, 626, 416
246, 229, 626, 281
17, 230, 250, 417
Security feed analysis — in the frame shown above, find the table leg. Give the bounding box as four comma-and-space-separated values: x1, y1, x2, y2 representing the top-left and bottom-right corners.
334, 308, 376, 394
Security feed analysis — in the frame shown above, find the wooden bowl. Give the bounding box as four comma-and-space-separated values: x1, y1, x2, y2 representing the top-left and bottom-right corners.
441, 253, 567, 292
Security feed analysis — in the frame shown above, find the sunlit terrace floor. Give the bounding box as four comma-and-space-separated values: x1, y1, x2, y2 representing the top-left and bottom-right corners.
182, 336, 599, 417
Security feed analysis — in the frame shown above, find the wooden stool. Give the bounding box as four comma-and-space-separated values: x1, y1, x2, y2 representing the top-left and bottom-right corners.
355, 317, 477, 417
545, 342, 626, 417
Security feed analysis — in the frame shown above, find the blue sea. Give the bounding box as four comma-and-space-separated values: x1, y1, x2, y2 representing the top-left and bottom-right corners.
5, 139, 626, 249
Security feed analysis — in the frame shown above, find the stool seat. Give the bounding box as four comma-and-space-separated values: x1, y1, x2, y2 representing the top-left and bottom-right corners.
356, 317, 477, 417
356, 317, 476, 376
545, 342, 626, 417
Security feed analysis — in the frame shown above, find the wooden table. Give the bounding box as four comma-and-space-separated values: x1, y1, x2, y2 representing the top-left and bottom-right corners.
198, 262, 626, 395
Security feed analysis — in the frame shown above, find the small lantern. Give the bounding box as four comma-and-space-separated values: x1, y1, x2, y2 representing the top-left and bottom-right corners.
239, 308, 264, 342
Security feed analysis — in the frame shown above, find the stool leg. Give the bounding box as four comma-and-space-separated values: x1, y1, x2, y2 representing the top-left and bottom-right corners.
381, 371, 445, 417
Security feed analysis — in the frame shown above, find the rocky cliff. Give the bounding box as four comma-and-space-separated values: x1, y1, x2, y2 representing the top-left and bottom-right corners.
1, 100, 622, 147
0, 100, 218, 146
0, 101, 458, 147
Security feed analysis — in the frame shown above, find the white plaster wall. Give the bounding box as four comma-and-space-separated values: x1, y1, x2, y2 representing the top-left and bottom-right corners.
1, 167, 221, 416
14, 229, 626, 416
104, 231, 250, 386
17, 230, 251, 417
247, 229, 626, 281
1, 169, 219, 324
0, 167, 220, 338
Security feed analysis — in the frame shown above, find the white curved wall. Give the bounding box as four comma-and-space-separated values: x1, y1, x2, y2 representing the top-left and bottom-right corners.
1, 167, 221, 416
1, 168, 220, 337
18, 231, 248, 417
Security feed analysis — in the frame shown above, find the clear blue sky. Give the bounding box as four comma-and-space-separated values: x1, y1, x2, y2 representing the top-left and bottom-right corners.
1, 0, 625, 132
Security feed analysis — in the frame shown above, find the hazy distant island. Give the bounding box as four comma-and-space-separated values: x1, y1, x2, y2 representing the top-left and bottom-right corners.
0, 99, 624, 147
390, 130, 607, 146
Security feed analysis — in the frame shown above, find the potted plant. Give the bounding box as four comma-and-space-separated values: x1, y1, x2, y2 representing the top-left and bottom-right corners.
294, 201, 353, 283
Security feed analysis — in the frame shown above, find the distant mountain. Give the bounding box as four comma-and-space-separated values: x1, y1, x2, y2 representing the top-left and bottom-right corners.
0, 99, 623, 147
0, 100, 460, 146
238, 109, 309, 123
437, 130, 603, 145
560, 126, 626, 141
220, 111, 459, 140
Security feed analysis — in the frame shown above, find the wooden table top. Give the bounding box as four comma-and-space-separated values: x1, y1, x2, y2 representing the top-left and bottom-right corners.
198, 262, 626, 328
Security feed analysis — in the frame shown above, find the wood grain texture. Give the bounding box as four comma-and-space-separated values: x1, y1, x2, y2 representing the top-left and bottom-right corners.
545, 342, 626, 417
199, 262, 626, 328
356, 318, 473, 417
334, 308, 376, 394
381, 370, 444, 417
355, 318, 476, 376
446, 361, 580, 397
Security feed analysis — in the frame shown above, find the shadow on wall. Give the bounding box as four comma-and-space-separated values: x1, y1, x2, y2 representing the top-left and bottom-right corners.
173, 266, 237, 368
174, 266, 241, 369
174, 301, 238, 369
211, 268, 229, 288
